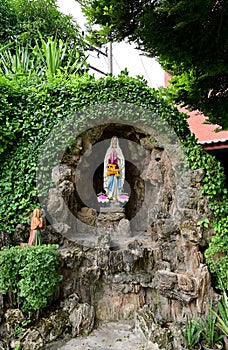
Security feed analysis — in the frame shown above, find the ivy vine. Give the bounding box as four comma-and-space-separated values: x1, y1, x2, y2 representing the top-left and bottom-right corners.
182, 135, 228, 289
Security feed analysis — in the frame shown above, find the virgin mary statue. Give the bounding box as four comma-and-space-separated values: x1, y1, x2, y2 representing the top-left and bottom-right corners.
103, 136, 125, 199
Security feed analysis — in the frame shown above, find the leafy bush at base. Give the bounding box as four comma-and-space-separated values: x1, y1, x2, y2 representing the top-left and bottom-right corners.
0, 244, 62, 313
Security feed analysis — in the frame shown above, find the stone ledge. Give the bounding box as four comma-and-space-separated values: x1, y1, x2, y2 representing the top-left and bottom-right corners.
100, 207, 125, 213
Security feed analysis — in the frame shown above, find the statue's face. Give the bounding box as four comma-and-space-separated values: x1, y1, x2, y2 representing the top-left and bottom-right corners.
111, 137, 117, 148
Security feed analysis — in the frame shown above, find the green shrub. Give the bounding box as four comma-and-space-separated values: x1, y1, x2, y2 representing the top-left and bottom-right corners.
0, 244, 62, 313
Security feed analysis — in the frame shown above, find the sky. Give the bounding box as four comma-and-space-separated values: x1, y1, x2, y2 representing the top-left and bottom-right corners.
56, 0, 165, 88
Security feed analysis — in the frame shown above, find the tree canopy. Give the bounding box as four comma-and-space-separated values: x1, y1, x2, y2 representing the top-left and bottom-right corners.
0, 0, 85, 49
80, 0, 228, 128
0, 0, 87, 79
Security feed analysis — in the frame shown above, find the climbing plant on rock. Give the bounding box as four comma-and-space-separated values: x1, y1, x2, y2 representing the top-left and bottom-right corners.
182, 136, 228, 289
0, 71, 227, 289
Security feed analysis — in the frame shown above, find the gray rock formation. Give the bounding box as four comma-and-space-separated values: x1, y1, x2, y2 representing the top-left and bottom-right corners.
62, 293, 95, 337
135, 305, 173, 350
0, 127, 218, 349
2, 296, 95, 350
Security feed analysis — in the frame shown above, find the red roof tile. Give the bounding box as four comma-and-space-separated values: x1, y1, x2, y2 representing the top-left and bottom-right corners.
180, 107, 228, 143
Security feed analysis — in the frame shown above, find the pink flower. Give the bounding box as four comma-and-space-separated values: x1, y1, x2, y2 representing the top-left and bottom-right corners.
118, 194, 129, 203
99, 195, 107, 199
97, 194, 109, 203
119, 194, 127, 199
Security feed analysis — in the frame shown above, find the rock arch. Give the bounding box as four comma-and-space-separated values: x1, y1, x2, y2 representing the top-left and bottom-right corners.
41, 104, 215, 324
